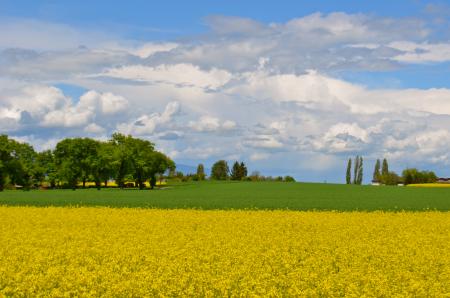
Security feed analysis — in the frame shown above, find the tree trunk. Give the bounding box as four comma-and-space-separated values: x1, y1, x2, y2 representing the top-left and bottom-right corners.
0, 173, 4, 191
95, 179, 101, 190
150, 175, 156, 189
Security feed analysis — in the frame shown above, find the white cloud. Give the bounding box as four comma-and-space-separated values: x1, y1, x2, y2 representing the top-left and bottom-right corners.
84, 123, 106, 134
311, 123, 370, 153
79, 90, 128, 115
0, 84, 130, 129
188, 116, 236, 132
117, 101, 180, 136
390, 41, 450, 63
39, 89, 129, 128
97, 64, 232, 90
42, 108, 93, 128
172, 146, 223, 160
250, 152, 270, 161
229, 70, 450, 116
131, 42, 178, 58
4, 85, 70, 119
244, 135, 284, 150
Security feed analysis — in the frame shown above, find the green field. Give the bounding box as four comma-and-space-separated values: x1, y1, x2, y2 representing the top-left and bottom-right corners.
1, 181, 449, 211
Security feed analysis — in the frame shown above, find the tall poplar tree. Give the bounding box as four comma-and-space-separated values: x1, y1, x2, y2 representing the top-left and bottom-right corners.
373, 159, 381, 182
356, 156, 363, 185
353, 155, 359, 184
382, 158, 389, 176
346, 158, 352, 184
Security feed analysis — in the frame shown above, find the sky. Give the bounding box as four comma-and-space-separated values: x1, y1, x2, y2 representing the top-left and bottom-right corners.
1, 0, 450, 182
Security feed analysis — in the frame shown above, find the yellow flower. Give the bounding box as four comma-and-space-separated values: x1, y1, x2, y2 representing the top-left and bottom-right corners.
0, 207, 448, 296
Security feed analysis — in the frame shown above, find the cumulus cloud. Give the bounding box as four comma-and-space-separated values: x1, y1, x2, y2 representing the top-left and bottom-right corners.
0, 84, 130, 131
78, 90, 128, 115
311, 123, 370, 153
116, 101, 180, 136
40, 89, 129, 128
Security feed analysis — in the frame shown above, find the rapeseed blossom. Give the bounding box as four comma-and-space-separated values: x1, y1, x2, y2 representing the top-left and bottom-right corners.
0, 207, 449, 296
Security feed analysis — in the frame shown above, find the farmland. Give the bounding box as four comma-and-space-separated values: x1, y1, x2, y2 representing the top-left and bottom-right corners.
1, 181, 450, 211
1, 207, 449, 297
1, 182, 449, 296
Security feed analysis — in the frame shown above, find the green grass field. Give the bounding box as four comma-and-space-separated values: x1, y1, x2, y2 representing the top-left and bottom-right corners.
1, 181, 449, 211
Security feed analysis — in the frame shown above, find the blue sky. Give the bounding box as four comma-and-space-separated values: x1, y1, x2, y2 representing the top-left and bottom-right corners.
1, 0, 450, 182
0, 1, 440, 37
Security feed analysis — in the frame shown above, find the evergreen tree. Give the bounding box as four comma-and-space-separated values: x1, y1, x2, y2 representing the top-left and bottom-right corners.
231, 161, 241, 180
373, 159, 381, 182
240, 162, 248, 178
231, 161, 248, 180
346, 158, 352, 184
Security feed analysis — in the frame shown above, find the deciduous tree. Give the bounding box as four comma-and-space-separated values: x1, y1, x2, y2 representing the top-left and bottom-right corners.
196, 164, 205, 180
211, 160, 229, 180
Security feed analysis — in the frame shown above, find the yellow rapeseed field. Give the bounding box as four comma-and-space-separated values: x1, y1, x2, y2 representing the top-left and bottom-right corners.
407, 183, 450, 188
0, 207, 449, 297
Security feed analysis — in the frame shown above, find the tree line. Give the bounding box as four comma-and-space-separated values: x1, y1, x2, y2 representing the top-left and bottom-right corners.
346, 156, 437, 185
0, 133, 174, 191
207, 160, 295, 182
372, 158, 437, 185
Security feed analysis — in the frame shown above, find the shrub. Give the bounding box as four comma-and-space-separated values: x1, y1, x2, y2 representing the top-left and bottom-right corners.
284, 176, 296, 182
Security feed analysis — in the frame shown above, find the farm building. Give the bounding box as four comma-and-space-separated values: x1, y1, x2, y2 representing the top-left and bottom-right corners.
437, 177, 450, 183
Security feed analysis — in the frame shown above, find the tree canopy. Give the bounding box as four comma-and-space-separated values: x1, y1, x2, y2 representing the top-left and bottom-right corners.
211, 160, 229, 180
0, 133, 174, 191
231, 161, 248, 180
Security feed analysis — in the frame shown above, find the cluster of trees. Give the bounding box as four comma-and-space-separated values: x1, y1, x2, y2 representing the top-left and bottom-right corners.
209, 160, 250, 180
402, 168, 437, 185
372, 159, 437, 185
245, 171, 296, 182
346, 155, 363, 185
346, 157, 438, 186
206, 160, 295, 182
372, 158, 401, 185
231, 161, 248, 180
0, 133, 174, 191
